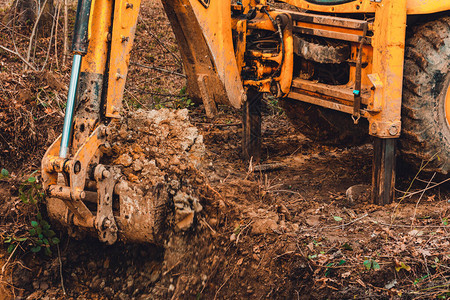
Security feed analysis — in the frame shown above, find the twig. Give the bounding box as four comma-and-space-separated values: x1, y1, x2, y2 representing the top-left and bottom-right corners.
131, 62, 186, 78
376, 222, 448, 228
25, 0, 50, 70
412, 173, 436, 228
129, 88, 186, 98
321, 213, 369, 229
392, 154, 438, 225
138, 16, 182, 64
403, 177, 450, 198
57, 244, 66, 295
63, 0, 68, 67
1, 243, 19, 274
266, 189, 302, 195
201, 217, 217, 234
214, 263, 238, 300
124, 88, 146, 108
274, 250, 295, 259
235, 220, 253, 244
0, 45, 36, 71
162, 255, 185, 276
54, 0, 62, 70
41, 3, 58, 71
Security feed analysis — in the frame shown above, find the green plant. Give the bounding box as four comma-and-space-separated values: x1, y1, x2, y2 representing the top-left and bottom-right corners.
264, 95, 283, 115
19, 173, 44, 205
4, 172, 60, 256
413, 274, 429, 285
363, 259, 380, 270
29, 213, 60, 255
174, 86, 195, 109
0, 168, 9, 179
324, 259, 346, 277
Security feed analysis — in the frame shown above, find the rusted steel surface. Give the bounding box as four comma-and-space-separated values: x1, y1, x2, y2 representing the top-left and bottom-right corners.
94, 165, 119, 245
162, 0, 245, 112
293, 36, 350, 64
105, 0, 142, 118
293, 25, 371, 44
291, 79, 371, 106
284, 10, 368, 30
368, 0, 407, 138
279, 0, 450, 15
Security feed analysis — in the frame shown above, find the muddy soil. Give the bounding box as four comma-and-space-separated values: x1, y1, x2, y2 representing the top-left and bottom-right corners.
1, 108, 449, 299
0, 0, 449, 299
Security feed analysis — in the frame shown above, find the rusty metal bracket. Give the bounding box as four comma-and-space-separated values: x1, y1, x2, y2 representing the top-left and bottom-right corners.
65, 125, 107, 227
94, 164, 119, 244
352, 22, 368, 124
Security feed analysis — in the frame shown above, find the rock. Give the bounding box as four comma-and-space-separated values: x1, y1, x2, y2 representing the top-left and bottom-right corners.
118, 292, 130, 300
133, 159, 143, 171
149, 270, 161, 283
251, 218, 278, 234
90, 276, 102, 290
32, 281, 39, 290
168, 284, 175, 292
173, 191, 202, 230
346, 184, 370, 202
230, 233, 236, 242
103, 257, 110, 269
116, 153, 133, 167
209, 218, 218, 226
39, 281, 49, 290
104, 287, 114, 297
305, 215, 320, 226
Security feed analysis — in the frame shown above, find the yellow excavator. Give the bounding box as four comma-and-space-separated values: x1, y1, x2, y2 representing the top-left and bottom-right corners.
41, 0, 450, 244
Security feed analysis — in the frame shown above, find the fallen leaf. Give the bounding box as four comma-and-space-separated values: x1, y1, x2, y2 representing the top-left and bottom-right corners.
333, 216, 343, 222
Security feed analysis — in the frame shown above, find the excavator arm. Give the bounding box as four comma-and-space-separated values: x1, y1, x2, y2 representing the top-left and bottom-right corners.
41, 0, 293, 244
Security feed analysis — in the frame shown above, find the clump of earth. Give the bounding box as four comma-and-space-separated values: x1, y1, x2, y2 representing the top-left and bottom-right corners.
104, 108, 207, 242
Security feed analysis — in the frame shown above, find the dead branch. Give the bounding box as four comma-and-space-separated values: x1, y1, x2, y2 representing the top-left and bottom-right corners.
25, 0, 50, 70
63, 0, 68, 66
404, 177, 450, 198
0, 45, 36, 71
131, 62, 186, 78
41, 3, 58, 71
54, 0, 62, 69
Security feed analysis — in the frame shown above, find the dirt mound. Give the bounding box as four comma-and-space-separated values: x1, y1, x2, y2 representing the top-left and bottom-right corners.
103, 108, 206, 242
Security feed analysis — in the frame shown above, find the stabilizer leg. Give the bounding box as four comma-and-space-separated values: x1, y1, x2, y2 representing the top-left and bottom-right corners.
372, 138, 396, 205
242, 89, 262, 163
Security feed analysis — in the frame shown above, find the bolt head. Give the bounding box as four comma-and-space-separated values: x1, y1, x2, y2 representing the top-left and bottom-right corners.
102, 170, 111, 179
103, 219, 111, 228
388, 124, 399, 136
370, 123, 377, 133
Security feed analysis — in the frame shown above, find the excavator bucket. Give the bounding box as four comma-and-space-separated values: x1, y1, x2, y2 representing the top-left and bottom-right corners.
42, 0, 240, 244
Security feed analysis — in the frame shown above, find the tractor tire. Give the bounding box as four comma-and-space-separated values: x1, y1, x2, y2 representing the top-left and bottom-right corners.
400, 16, 450, 174
280, 98, 368, 145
